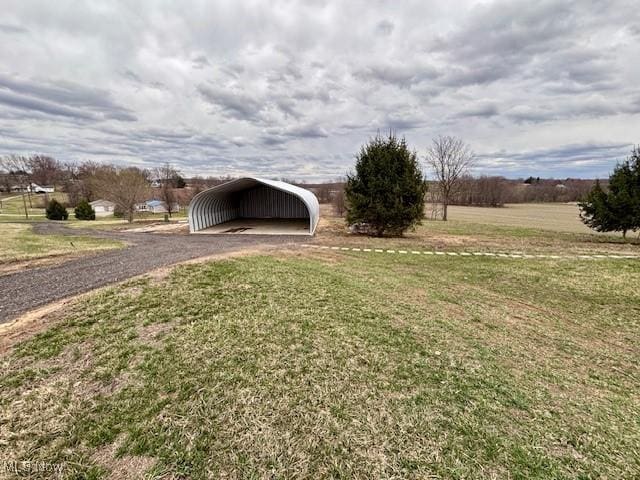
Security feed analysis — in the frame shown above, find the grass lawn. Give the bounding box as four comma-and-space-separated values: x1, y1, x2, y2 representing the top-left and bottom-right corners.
1, 193, 187, 226
0, 193, 51, 220
1, 245, 638, 478
0, 223, 123, 270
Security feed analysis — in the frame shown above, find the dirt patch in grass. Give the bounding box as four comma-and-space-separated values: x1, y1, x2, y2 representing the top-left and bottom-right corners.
91, 438, 156, 480
137, 321, 174, 346
0, 298, 76, 356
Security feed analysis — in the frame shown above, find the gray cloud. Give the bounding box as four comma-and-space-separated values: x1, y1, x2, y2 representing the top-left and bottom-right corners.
457, 103, 500, 118
355, 62, 440, 89
0, 0, 638, 180
0, 89, 97, 121
0, 23, 28, 34
477, 142, 633, 177
375, 19, 394, 36
197, 84, 263, 121
0, 73, 137, 121
192, 55, 210, 69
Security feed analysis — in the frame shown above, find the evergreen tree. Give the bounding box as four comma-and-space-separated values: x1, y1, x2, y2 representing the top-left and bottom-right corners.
345, 132, 427, 237
579, 146, 640, 238
45, 199, 68, 221
74, 199, 96, 220
172, 173, 186, 188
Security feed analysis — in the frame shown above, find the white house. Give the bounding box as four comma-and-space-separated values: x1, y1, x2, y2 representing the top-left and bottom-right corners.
90, 199, 116, 217
10, 183, 55, 193
135, 199, 181, 214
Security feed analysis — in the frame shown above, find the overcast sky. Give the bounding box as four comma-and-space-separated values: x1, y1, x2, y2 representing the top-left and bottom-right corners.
1, 0, 638, 180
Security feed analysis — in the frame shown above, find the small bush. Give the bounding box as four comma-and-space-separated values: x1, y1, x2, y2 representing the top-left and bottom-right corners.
45, 199, 69, 221
74, 199, 96, 220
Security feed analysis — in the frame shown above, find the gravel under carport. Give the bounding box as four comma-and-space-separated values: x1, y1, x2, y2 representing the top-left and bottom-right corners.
0, 223, 306, 323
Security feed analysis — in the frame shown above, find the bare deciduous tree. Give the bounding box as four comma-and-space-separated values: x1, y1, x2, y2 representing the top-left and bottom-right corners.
28, 155, 62, 186
153, 163, 180, 217
425, 136, 475, 221
93, 166, 150, 223
332, 187, 346, 217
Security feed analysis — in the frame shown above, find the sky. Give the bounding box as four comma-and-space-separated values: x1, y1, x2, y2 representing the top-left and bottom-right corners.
0, 0, 639, 181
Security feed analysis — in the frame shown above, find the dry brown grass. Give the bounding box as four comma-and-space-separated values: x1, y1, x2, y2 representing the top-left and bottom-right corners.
314, 204, 639, 255
1, 207, 638, 479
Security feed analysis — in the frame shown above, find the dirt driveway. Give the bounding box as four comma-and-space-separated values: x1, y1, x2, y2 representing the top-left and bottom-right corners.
0, 223, 306, 323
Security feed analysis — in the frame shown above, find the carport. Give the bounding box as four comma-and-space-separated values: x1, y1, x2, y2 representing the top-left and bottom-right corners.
188, 177, 319, 235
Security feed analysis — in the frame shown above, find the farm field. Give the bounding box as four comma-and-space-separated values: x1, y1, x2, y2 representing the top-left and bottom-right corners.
316, 205, 638, 256
444, 203, 619, 235
1, 218, 638, 478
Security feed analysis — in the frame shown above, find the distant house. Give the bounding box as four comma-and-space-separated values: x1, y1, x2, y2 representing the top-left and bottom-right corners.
135, 199, 181, 214
10, 183, 55, 193
90, 199, 116, 217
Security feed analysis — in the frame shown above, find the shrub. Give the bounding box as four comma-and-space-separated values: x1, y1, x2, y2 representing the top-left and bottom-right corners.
45, 199, 69, 221
345, 132, 426, 236
74, 199, 96, 220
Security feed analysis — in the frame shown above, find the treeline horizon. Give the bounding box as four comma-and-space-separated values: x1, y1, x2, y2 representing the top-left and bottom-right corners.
1, 153, 603, 208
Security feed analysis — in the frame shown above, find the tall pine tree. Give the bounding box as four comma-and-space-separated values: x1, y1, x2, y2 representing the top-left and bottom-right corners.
345, 132, 427, 237
579, 146, 640, 238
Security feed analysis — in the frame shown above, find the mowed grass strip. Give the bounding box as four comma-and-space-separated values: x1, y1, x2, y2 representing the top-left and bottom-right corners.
0, 252, 639, 479
0, 223, 123, 265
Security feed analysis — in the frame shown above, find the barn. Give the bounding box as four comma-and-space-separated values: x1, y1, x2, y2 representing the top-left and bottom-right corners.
188, 177, 319, 235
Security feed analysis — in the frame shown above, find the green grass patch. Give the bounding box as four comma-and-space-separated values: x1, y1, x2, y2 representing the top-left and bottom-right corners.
0, 223, 123, 265
0, 192, 68, 220
1, 251, 638, 478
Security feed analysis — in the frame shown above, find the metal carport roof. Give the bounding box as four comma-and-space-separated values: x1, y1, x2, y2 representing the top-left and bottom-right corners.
188, 177, 320, 235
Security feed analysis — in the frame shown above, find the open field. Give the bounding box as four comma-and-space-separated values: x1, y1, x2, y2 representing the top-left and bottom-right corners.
0, 223, 123, 275
316, 205, 639, 256
443, 203, 623, 235
1, 222, 639, 478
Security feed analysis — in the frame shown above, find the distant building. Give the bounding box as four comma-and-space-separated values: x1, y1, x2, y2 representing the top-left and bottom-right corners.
90, 199, 116, 217
135, 199, 181, 214
10, 183, 55, 193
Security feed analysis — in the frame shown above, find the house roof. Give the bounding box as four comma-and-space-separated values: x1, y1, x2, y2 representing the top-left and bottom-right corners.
90, 199, 116, 207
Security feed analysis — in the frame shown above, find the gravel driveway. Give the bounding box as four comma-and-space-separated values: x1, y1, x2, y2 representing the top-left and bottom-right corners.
0, 223, 305, 323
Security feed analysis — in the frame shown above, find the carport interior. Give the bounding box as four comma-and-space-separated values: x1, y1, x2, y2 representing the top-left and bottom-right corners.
191, 183, 311, 235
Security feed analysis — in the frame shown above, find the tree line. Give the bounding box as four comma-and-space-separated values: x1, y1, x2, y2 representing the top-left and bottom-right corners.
3, 142, 637, 238
0, 155, 191, 222
341, 133, 639, 239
